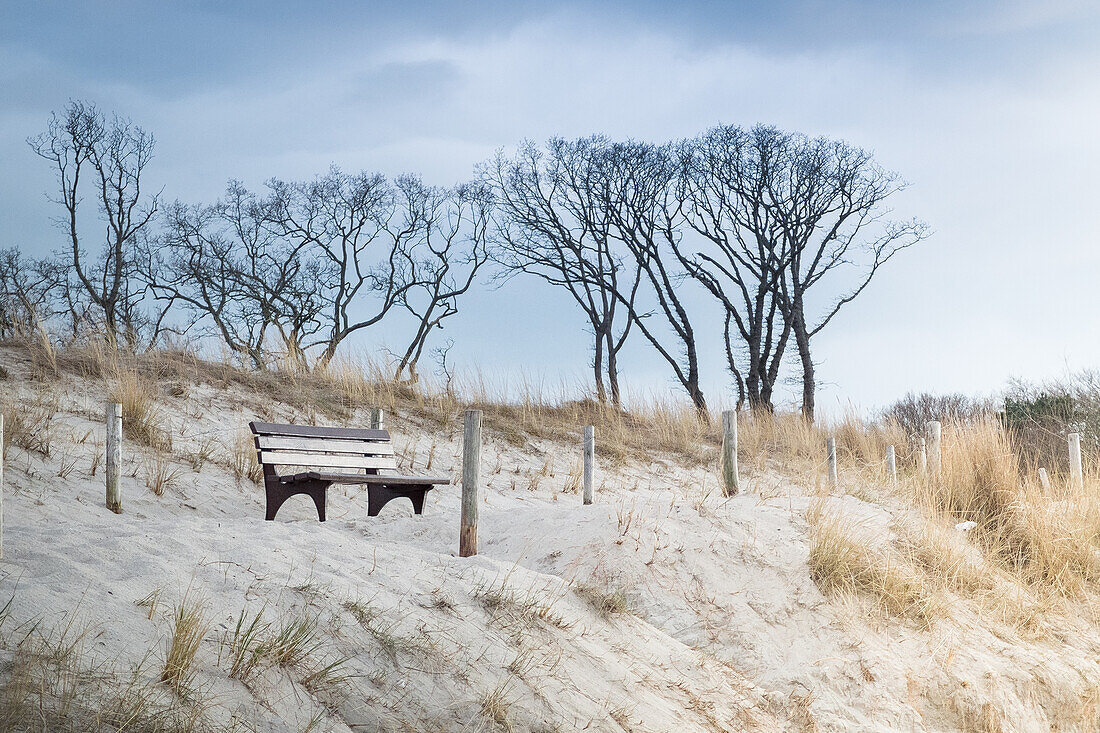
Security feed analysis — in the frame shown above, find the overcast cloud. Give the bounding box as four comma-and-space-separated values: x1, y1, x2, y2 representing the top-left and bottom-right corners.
2, 1, 1098, 414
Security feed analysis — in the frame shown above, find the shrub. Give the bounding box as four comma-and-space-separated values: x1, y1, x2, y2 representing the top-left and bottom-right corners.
881, 392, 988, 438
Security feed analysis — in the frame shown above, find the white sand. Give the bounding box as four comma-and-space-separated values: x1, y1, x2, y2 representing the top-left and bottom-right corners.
1, 345, 1098, 731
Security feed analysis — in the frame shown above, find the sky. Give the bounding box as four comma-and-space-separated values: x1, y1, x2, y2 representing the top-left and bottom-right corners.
2, 0, 1099, 416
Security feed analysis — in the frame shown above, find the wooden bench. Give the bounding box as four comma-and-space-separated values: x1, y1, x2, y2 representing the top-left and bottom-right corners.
249, 421, 449, 521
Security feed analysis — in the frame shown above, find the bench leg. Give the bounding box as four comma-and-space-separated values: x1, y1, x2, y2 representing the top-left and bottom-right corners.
265, 484, 290, 521
265, 481, 328, 522
309, 485, 327, 522
367, 485, 393, 517
368, 486, 428, 516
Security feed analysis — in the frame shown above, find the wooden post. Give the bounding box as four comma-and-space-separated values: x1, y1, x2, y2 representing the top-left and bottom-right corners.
826, 437, 838, 489
927, 421, 942, 478
1069, 432, 1084, 491
720, 410, 739, 496
582, 426, 595, 505
919, 437, 928, 475
369, 408, 384, 431
460, 409, 481, 557
886, 445, 897, 486
1038, 467, 1051, 490
106, 403, 122, 514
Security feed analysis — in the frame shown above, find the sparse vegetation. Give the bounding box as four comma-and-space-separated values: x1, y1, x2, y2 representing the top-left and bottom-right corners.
146, 451, 184, 496
161, 597, 209, 691
573, 583, 630, 619
109, 369, 172, 451
3, 389, 57, 456
0, 338, 1099, 729
807, 507, 943, 625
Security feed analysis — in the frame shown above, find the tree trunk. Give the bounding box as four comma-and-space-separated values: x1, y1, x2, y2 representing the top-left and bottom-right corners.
689, 384, 708, 421
793, 321, 815, 422
606, 332, 622, 409
592, 327, 607, 404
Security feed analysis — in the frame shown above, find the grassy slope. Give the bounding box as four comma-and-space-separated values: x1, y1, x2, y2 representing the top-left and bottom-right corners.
0, 341, 1099, 732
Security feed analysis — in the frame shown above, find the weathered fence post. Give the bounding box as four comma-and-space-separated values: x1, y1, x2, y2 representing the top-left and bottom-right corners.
919, 437, 928, 475
886, 445, 897, 486
369, 409, 384, 431
1069, 432, 1084, 491
721, 410, 739, 496
927, 421, 942, 479
1038, 467, 1051, 490
582, 426, 595, 505
826, 437, 838, 489
460, 409, 481, 557
106, 402, 122, 514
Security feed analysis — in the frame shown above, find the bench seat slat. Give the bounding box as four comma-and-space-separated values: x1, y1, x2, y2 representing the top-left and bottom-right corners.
250, 421, 389, 441
259, 451, 397, 470
283, 471, 450, 485
256, 435, 395, 455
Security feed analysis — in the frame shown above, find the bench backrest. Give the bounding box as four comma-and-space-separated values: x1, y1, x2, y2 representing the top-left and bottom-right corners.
249, 421, 397, 472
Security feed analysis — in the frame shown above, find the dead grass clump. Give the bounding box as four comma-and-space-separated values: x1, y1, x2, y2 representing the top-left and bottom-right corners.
737, 411, 824, 469
109, 370, 172, 451
226, 430, 263, 486
26, 327, 60, 378
833, 412, 908, 477
474, 576, 572, 633
3, 390, 57, 456
0, 608, 215, 732
911, 419, 1100, 592
573, 583, 630, 619
808, 508, 942, 625
893, 518, 994, 597
161, 597, 209, 690
146, 452, 184, 496
479, 679, 515, 732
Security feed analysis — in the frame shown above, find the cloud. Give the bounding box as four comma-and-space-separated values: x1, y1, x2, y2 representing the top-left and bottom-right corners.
2, 7, 1099, 411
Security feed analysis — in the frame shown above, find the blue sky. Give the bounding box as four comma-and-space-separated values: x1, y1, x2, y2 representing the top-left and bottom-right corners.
2, 1, 1099, 415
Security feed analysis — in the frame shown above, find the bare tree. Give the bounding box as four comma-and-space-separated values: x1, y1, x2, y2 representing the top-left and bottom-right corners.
592, 138, 709, 417
392, 180, 492, 382
28, 101, 161, 345
270, 167, 424, 370
759, 126, 928, 421
0, 248, 67, 339
676, 127, 794, 412
487, 139, 642, 406
140, 181, 329, 369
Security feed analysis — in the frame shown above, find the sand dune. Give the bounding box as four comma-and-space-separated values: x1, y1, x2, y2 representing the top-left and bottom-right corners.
1, 345, 1098, 732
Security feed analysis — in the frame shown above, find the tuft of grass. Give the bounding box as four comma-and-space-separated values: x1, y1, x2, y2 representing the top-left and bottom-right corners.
145, 452, 183, 497
474, 575, 572, 632
227, 430, 263, 486
222, 607, 341, 690
0, 602, 218, 731
255, 615, 320, 668
224, 607, 270, 684
573, 583, 630, 619
109, 370, 172, 451
807, 508, 942, 626
3, 391, 57, 457
161, 597, 208, 691
186, 435, 218, 472
479, 679, 515, 732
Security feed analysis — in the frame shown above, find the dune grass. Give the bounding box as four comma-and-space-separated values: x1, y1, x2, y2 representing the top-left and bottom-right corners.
807, 506, 943, 626
161, 597, 209, 691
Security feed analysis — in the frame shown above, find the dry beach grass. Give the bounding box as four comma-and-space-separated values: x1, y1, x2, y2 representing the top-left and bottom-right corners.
0, 338, 1098, 730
